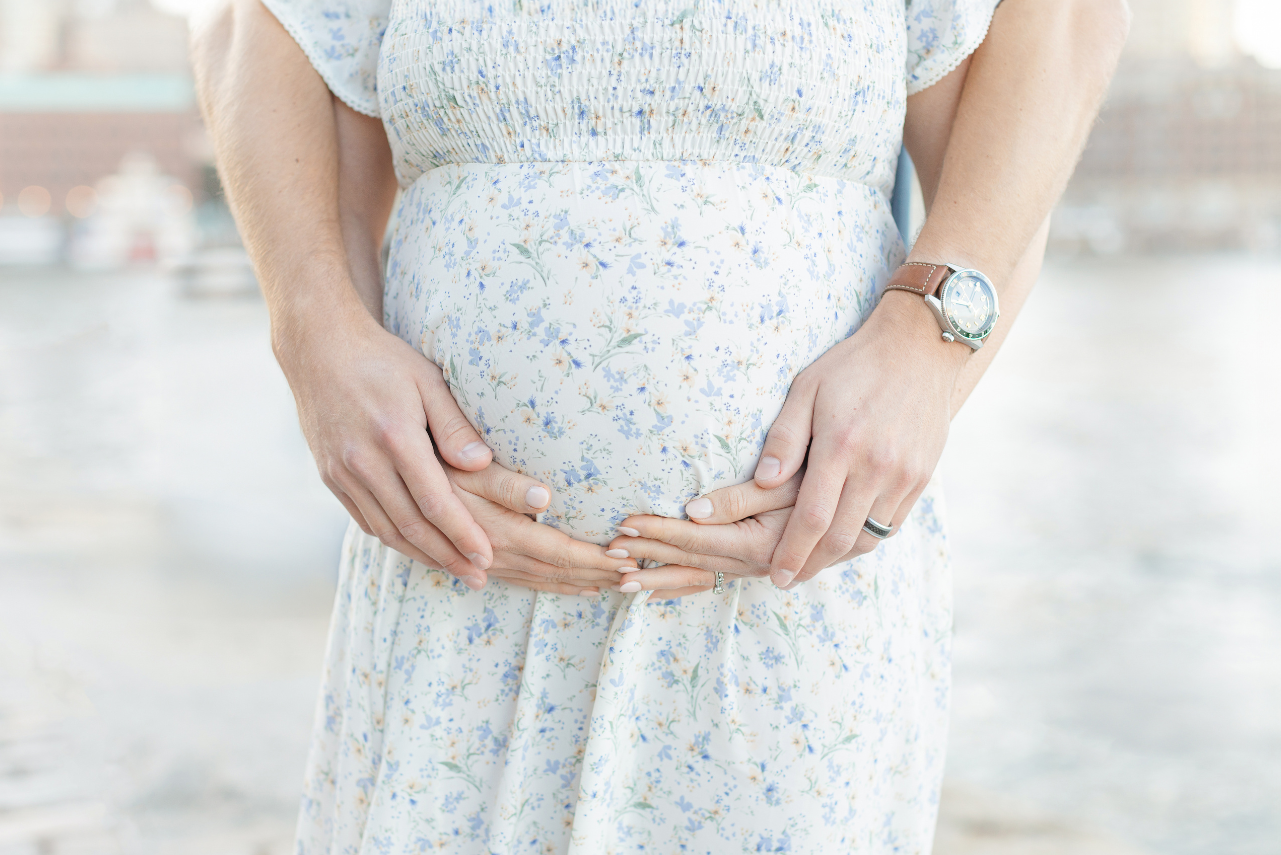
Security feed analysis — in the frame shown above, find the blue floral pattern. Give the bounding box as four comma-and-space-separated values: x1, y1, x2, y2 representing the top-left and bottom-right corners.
262, 0, 997, 851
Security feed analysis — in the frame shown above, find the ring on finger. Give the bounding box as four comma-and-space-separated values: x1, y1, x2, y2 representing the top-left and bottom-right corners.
712, 570, 725, 594
861, 517, 893, 540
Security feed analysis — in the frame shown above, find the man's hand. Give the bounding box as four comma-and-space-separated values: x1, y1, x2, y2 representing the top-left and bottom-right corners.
281, 306, 502, 587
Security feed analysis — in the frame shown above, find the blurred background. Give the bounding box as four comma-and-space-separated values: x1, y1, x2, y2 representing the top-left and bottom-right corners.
0, 0, 1278, 853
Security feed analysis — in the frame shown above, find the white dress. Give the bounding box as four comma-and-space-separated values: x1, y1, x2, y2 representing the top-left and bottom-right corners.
265, 0, 997, 852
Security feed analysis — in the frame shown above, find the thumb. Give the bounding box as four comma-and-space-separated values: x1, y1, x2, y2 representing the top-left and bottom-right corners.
753, 379, 815, 488
684, 469, 803, 525
419, 361, 493, 471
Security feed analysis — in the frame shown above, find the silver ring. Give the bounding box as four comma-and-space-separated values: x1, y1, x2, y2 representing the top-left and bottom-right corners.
862, 517, 893, 539
712, 571, 725, 594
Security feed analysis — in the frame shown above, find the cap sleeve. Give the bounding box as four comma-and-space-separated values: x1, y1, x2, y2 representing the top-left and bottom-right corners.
905, 0, 1001, 96
261, 0, 390, 117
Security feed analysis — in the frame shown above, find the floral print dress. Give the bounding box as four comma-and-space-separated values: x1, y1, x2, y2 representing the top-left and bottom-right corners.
264, 0, 998, 852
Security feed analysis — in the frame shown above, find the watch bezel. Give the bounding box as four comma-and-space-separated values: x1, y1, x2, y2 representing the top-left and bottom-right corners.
938, 267, 999, 342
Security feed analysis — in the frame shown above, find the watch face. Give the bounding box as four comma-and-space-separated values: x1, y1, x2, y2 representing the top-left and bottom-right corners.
941, 269, 997, 338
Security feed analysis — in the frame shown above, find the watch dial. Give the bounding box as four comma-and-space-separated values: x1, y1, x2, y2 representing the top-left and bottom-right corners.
942, 271, 996, 336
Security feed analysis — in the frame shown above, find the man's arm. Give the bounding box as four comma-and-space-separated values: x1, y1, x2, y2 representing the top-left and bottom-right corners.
904, 0, 1131, 410
191, 0, 498, 583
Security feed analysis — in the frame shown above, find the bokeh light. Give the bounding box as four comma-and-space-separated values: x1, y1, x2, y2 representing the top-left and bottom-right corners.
18, 186, 52, 218
1234, 0, 1281, 69
167, 183, 194, 214
65, 185, 99, 219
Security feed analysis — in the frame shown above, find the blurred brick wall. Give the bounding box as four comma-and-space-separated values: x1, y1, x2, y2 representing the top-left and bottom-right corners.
0, 111, 204, 214
1056, 56, 1281, 253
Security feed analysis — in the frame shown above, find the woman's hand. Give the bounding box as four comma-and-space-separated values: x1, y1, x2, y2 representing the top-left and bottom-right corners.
606, 475, 801, 598
446, 463, 635, 596
749, 290, 965, 588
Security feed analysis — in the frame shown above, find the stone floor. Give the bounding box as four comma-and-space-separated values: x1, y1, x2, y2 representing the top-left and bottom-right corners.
0, 255, 1277, 854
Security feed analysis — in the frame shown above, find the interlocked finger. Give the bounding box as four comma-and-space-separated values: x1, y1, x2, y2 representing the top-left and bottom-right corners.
608, 535, 750, 576
486, 571, 603, 597
648, 585, 715, 602
618, 564, 732, 592
495, 550, 626, 585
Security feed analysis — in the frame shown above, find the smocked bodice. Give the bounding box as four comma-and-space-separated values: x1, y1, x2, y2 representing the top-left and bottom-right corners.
376, 0, 907, 190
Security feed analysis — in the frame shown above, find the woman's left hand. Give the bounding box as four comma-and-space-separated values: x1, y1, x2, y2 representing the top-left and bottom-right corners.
746, 289, 966, 588
609, 474, 801, 599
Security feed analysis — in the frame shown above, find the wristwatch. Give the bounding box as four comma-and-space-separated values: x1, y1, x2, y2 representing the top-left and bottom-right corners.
884, 261, 1000, 350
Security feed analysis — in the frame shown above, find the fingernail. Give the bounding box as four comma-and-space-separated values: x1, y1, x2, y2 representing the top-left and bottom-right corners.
577, 589, 601, 597
461, 575, 485, 591
617, 526, 640, 537
619, 581, 642, 594
460, 441, 489, 461
605, 548, 629, 558
770, 568, 795, 588
466, 552, 491, 571
755, 456, 781, 481
685, 497, 713, 519
526, 485, 550, 508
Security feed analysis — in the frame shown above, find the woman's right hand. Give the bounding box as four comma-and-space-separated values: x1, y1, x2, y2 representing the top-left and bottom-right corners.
446, 463, 635, 596
278, 306, 503, 588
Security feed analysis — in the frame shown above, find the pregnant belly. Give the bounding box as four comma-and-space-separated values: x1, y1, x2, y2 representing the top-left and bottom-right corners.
384, 160, 900, 544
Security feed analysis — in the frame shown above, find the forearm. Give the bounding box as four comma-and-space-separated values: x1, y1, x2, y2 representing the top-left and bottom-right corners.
909, 0, 1128, 280
335, 101, 399, 321
894, 0, 1128, 413
190, 0, 372, 365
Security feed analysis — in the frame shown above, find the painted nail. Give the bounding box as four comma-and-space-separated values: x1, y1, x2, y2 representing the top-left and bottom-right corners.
755, 456, 781, 481
460, 441, 490, 461
619, 581, 642, 594
461, 576, 485, 591
605, 548, 629, 558
617, 526, 640, 537
526, 485, 550, 509
577, 589, 601, 597
770, 568, 795, 588
685, 497, 713, 519
466, 552, 491, 571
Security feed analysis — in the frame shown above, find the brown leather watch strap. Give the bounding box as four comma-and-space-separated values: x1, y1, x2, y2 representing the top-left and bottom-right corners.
884, 261, 953, 298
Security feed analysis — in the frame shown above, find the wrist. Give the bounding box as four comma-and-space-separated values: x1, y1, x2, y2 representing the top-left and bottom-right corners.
268, 266, 381, 375
870, 289, 971, 376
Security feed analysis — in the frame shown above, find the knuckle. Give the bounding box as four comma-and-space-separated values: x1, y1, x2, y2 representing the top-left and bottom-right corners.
374, 419, 406, 452
435, 414, 475, 447
397, 519, 430, 546
340, 444, 370, 477
824, 530, 859, 556
413, 491, 447, 521
798, 502, 833, 532
832, 428, 860, 456
373, 526, 402, 547
851, 536, 878, 556
497, 473, 522, 509
768, 421, 806, 448
865, 446, 898, 477
722, 489, 749, 520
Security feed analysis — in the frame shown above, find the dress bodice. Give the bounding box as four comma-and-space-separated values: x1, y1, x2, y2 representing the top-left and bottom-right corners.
377, 0, 906, 190
264, 0, 998, 191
